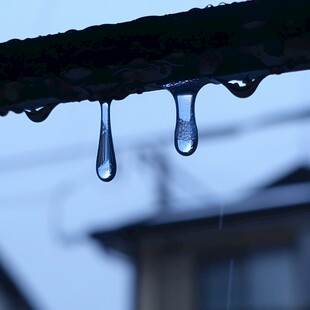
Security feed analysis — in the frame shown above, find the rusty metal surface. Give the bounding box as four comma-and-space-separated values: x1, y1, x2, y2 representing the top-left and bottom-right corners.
0, 0, 309, 117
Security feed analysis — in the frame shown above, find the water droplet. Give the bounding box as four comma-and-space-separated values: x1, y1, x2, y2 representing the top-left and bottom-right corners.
165, 79, 207, 156
174, 93, 198, 155
24, 103, 59, 122
96, 100, 116, 182
218, 75, 267, 98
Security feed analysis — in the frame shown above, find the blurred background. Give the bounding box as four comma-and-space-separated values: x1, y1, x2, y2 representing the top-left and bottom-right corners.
0, 0, 310, 309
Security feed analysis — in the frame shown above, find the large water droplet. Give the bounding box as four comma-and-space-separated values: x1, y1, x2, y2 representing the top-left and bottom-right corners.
96, 100, 116, 182
165, 79, 207, 156
174, 92, 198, 155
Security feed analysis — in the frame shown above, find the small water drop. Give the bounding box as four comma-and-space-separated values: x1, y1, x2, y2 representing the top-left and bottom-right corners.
96, 100, 116, 182
24, 103, 59, 122
218, 75, 267, 98
165, 79, 207, 156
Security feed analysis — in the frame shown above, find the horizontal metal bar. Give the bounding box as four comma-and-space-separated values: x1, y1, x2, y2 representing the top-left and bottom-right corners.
0, 0, 309, 116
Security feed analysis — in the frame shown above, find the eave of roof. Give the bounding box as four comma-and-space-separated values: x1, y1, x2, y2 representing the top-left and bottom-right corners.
91, 165, 310, 257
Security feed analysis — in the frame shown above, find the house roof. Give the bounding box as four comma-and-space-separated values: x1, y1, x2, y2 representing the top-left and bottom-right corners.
91, 165, 310, 257
265, 166, 310, 188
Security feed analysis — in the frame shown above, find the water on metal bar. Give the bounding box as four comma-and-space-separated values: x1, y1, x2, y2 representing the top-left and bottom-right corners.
96, 100, 117, 182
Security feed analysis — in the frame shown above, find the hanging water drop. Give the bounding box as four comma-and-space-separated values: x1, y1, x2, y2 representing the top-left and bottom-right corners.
165, 79, 207, 156
218, 75, 267, 98
96, 100, 117, 182
24, 103, 59, 123
174, 92, 198, 155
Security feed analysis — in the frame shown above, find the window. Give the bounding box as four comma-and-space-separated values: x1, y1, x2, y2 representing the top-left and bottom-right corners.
200, 249, 300, 310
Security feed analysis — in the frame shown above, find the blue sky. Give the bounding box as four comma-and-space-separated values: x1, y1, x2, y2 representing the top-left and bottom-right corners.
0, 1, 309, 309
